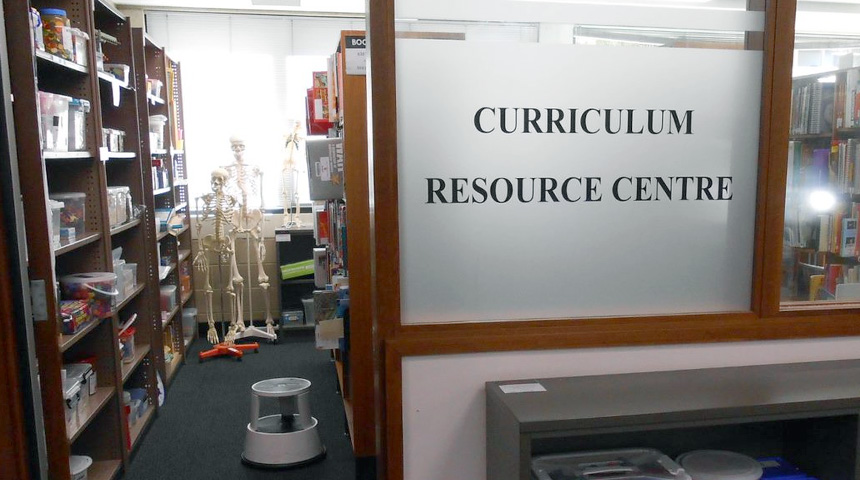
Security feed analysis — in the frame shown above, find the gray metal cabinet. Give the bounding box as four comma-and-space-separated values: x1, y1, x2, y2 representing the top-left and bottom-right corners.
486, 360, 860, 480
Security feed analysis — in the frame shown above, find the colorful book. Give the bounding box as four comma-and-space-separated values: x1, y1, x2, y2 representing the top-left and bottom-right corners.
842, 217, 858, 257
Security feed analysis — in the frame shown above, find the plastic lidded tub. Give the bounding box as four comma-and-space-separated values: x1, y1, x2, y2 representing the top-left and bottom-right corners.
160, 285, 177, 312
119, 326, 136, 363
59, 272, 118, 318
531, 448, 692, 480
41, 8, 71, 59
677, 451, 763, 480
149, 115, 168, 149
69, 454, 92, 480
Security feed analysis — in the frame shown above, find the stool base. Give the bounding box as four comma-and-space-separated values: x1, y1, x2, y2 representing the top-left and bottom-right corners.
242, 415, 325, 468
199, 342, 259, 362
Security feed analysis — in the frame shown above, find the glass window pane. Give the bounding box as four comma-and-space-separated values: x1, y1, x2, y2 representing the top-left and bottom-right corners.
394, 3, 764, 324
782, 1, 860, 307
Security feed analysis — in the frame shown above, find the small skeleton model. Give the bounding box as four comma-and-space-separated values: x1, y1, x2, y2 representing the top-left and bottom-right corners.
193, 168, 242, 345
222, 135, 276, 341
282, 121, 303, 228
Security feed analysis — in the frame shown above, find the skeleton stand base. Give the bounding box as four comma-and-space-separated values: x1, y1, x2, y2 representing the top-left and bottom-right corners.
235, 325, 277, 343
199, 341, 260, 362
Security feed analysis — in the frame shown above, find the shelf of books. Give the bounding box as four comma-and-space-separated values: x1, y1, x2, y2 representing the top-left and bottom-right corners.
784, 66, 860, 306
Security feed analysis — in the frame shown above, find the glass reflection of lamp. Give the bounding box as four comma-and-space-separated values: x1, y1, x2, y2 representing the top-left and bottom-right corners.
809, 189, 836, 213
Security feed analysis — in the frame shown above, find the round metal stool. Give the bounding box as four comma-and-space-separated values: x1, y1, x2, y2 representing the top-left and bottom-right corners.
241, 377, 325, 468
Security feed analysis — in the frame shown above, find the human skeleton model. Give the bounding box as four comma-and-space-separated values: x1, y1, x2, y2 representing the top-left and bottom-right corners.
193, 168, 242, 345
223, 135, 277, 341
282, 121, 303, 228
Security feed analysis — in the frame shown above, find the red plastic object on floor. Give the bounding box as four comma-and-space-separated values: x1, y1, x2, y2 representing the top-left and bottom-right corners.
199, 342, 260, 362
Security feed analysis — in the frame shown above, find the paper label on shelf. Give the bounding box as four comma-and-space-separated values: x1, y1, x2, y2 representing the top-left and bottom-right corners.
276, 233, 292, 242
500, 383, 546, 394
345, 35, 367, 75
396, 40, 762, 324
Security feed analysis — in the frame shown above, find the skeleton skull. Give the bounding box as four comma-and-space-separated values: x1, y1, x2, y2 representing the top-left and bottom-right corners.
229, 134, 246, 163
211, 168, 229, 192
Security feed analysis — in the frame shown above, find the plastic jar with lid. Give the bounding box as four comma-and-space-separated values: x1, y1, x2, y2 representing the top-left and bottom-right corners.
41, 8, 72, 60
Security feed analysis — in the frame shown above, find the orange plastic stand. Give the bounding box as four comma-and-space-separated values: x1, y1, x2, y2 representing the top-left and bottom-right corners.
199, 342, 260, 361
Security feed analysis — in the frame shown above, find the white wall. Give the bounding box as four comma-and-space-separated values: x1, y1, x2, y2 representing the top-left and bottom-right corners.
144, 12, 365, 208
402, 338, 860, 480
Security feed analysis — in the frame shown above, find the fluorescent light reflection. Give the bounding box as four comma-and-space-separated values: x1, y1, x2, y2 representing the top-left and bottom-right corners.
809, 190, 837, 212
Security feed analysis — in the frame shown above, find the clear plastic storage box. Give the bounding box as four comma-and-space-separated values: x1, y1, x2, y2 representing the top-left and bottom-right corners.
531, 448, 693, 480
49, 192, 86, 238
106, 186, 131, 227
38, 91, 71, 151
48, 199, 63, 248
67, 98, 90, 151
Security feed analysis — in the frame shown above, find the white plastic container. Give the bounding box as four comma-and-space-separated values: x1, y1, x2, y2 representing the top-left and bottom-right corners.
148, 78, 163, 98
104, 63, 130, 85
68, 98, 90, 151
160, 285, 177, 312
63, 362, 95, 398
112, 259, 127, 305
49, 199, 63, 248
69, 455, 92, 480
62, 378, 81, 434
124, 263, 137, 296
70, 28, 88, 66
181, 307, 197, 337
115, 186, 130, 225
149, 115, 167, 149
676, 450, 762, 480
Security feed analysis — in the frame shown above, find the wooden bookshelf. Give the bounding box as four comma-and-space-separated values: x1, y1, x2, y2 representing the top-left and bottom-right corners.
121, 344, 151, 383
87, 460, 122, 480
129, 405, 155, 449
67, 387, 114, 442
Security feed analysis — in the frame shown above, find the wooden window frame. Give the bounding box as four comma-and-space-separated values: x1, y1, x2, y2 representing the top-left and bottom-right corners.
366, 1, 860, 478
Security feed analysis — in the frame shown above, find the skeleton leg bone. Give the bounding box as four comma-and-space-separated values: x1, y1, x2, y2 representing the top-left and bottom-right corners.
229, 229, 246, 333
253, 228, 276, 336
233, 214, 276, 342
194, 238, 220, 345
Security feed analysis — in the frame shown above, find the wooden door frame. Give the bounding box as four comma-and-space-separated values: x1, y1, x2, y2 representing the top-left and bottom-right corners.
367, 1, 860, 479
0, 173, 33, 480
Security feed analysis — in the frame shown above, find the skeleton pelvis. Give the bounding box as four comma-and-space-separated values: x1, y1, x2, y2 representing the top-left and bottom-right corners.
201, 234, 231, 253
240, 209, 264, 231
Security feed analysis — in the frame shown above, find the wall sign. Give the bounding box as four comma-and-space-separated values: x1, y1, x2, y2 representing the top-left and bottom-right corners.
345, 35, 366, 76
396, 40, 762, 324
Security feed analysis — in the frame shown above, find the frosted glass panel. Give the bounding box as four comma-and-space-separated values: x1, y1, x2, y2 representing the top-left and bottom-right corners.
396, 40, 762, 324
395, 0, 763, 31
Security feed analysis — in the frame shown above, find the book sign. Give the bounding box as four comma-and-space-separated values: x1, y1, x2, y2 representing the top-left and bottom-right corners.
396, 40, 762, 324
345, 35, 366, 76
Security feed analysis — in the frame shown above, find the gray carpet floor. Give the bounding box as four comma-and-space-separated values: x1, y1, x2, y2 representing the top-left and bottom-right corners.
121, 329, 355, 480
